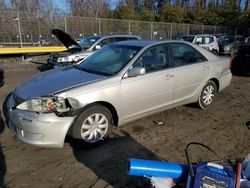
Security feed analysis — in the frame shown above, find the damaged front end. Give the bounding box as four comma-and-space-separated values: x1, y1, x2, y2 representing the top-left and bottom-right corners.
15, 96, 80, 117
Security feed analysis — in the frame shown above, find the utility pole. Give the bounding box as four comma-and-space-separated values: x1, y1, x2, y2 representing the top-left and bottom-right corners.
14, 12, 23, 48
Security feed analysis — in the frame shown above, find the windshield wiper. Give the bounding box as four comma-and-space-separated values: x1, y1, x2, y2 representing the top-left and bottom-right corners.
74, 66, 111, 76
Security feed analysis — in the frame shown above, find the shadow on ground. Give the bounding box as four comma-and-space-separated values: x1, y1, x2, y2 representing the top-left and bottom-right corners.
71, 131, 160, 188
0, 110, 6, 188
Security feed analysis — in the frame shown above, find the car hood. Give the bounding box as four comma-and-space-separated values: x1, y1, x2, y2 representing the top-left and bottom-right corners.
52, 29, 82, 50
14, 67, 107, 100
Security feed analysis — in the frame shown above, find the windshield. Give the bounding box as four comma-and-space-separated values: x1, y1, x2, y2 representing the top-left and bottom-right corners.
76, 44, 142, 76
79, 36, 100, 50
220, 36, 234, 44
182, 36, 195, 43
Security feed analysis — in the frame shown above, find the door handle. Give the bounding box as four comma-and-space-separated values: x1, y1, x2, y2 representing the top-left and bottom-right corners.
165, 74, 174, 79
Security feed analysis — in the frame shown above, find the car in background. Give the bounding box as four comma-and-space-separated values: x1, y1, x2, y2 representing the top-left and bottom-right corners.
6, 40, 232, 148
218, 35, 244, 55
176, 34, 219, 54
215, 34, 225, 40
48, 29, 141, 67
244, 37, 250, 43
230, 43, 250, 75
0, 67, 4, 87
40, 39, 51, 46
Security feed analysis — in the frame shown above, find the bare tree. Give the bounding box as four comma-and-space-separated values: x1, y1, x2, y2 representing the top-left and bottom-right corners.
70, 0, 110, 18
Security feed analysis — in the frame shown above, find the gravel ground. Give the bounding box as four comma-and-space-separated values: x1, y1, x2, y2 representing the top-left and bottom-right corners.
0, 60, 250, 188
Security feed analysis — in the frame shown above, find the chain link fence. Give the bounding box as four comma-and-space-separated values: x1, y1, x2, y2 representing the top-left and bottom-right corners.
0, 10, 247, 47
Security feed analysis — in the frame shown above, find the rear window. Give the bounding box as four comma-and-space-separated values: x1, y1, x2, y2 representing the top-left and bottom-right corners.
182, 36, 195, 43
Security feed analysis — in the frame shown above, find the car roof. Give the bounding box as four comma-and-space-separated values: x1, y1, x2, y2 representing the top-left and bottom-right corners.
111, 39, 200, 47
111, 40, 164, 47
112, 40, 218, 61
183, 34, 215, 37
89, 34, 141, 39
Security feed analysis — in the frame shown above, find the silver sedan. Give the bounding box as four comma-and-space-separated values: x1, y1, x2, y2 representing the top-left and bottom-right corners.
6, 40, 232, 148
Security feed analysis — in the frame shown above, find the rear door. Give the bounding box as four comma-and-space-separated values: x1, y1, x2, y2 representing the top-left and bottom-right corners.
169, 43, 210, 103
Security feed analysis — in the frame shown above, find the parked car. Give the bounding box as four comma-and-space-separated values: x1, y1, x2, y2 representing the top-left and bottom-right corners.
230, 43, 250, 75
48, 29, 141, 67
0, 67, 4, 87
40, 39, 51, 46
218, 35, 244, 55
6, 40, 232, 148
244, 37, 250, 43
176, 34, 219, 53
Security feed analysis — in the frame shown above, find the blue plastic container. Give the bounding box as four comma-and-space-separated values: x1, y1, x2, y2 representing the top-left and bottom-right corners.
128, 158, 188, 180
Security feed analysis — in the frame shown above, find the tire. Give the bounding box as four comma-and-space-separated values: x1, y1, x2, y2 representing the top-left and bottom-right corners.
71, 104, 113, 148
198, 81, 217, 109
212, 49, 218, 55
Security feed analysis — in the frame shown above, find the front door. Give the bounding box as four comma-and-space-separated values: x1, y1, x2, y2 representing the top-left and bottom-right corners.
120, 44, 174, 121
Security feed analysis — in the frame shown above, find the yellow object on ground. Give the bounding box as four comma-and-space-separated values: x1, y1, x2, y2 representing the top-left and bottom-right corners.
0, 46, 67, 55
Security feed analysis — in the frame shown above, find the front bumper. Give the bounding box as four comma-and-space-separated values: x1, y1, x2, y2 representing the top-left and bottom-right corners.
6, 94, 76, 148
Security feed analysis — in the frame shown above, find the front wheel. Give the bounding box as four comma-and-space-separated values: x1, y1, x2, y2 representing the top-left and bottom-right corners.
71, 104, 113, 148
198, 81, 217, 109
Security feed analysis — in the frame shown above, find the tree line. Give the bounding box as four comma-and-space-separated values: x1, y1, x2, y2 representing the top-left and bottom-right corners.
0, 0, 249, 30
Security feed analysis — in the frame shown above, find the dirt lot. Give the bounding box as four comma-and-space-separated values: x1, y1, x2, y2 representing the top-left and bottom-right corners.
0, 60, 250, 188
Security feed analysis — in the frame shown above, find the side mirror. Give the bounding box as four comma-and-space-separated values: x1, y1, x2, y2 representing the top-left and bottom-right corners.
95, 45, 101, 50
127, 67, 145, 77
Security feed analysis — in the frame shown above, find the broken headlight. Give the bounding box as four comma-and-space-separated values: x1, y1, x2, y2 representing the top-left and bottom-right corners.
16, 96, 73, 113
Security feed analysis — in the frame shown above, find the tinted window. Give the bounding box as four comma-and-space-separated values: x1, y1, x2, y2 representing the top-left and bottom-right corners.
236, 37, 244, 42
133, 44, 169, 73
170, 43, 207, 67
115, 37, 128, 42
77, 44, 142, 76
128, 37, 139, 40
221, 36, 234, 44
182, 36, 195, 43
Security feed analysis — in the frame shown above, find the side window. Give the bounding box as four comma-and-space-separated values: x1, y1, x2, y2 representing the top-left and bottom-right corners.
128, 37, 139, 40
115, 37, 128, 42
195, 37, 203, 44
133, 44, 169, 73
204, 37, 213, 44
97, 38, 115, 47
170, 43, 207, 67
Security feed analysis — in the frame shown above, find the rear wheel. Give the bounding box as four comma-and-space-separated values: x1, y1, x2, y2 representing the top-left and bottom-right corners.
198, 81, 217, 109
71, 104, 113, 148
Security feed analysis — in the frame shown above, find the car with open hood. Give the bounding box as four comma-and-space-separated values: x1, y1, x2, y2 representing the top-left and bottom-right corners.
6, 40, 232, 148
47, 29, 140, 67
